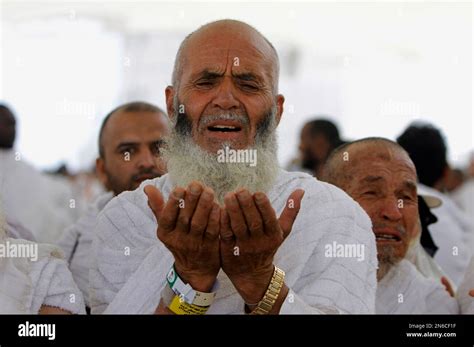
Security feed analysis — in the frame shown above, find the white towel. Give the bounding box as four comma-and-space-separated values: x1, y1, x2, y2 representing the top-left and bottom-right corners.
90, 170, 377, 314
376, 259, 459, 314
0, 237, 86, 314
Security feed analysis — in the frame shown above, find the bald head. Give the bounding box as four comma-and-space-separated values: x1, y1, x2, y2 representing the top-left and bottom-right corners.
172, 20, 280, 94
323, 138, 420, 280
323, 137, 416, 189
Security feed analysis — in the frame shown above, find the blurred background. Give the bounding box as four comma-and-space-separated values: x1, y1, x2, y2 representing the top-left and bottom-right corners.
0, 0, 472, 172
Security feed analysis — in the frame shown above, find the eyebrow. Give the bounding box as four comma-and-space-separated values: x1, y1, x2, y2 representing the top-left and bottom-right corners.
193, 70, 223, 80
232, 72, 261, 82
360, 175, 384, 184
117, 139, 165, 149
116, 142, 138, 152
193, 69, 262, 83
402, 180, 417, 192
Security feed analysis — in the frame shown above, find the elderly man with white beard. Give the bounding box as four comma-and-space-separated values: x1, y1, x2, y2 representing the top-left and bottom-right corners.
322, 138, 459, 314
89, 19, 377, 314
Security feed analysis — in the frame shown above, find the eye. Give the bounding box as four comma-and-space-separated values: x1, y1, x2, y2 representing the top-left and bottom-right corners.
195, 80, 215, 89
120, 147, 135, 155
151, 143, 161, 156
239, 83, 259, 92
403, 195, 414, 201
363, 191, 376, 196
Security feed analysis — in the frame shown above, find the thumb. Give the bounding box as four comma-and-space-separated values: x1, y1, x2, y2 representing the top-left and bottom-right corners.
279, 189, 305, 239
144, 185, 165, 221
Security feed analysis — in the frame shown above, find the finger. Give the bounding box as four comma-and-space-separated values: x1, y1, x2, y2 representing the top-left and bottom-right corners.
254, 192, 279, 236
441, 277, 455, 297
175, 181, 203, 233
189, 187, 215, 237
278, 189, 305, 239
158, 187, 185, 236
144, 185, 165, 220
224, 192, 248, 240
220, 207, 234, 243
236, 189, 264, 237
469, 289, 474, 298
205, 203, 220, 240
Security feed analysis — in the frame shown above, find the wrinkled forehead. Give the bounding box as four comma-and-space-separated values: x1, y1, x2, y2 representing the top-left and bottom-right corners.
348, 143, 417, 176
181, 26, 277, 79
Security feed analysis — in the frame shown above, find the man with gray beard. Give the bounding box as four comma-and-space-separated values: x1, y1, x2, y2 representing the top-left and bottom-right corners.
322, 138, 459, 313
90, 20, 377, 314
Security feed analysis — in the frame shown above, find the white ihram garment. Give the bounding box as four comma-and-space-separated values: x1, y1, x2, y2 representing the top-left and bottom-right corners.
90, 170, 377, 314
376, 259, 459, 314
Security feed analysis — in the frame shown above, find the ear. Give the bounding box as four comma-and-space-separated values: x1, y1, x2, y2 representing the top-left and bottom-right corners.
165, 86, 175, 121
274, 94, 285, 126
95, 157, 110, 191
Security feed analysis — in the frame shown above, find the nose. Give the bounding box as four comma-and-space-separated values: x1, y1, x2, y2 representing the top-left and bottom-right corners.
211, 76, 240, 111
380, 197, 403, 222
136, 148, 156, 170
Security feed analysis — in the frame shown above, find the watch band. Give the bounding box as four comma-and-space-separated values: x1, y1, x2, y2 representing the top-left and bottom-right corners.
249, 266, 285, 315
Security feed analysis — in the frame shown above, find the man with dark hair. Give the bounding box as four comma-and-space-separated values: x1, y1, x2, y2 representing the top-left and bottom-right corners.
397, 123, 473, 286
59, 101, 169, 307
0, 104, 16, 149
299, 118, 344, 177
96, 101, 168, 195
322, 137, 458, 313
396, 123, 448, 190
0, 104, 77, 243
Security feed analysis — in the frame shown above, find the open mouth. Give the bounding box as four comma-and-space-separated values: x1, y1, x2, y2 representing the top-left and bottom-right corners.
375, 234, 401, 242
374, 228, 402, 243
207, 125, 242, 132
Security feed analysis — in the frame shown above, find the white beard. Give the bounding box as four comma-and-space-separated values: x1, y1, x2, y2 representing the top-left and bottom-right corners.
163, 113, 280, 204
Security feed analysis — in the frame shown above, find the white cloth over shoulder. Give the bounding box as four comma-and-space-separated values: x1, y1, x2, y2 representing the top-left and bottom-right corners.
0, 236, 86, 314
0, 149, 79, 244
376, 259, 459, 314
418, 184, 473, 286
58, 192, 113, 306
90, 170, 377, 314
451, 179, 474, 252
457, 256, 474, 314
5, 214, 36, 242
406, 233, 449, 283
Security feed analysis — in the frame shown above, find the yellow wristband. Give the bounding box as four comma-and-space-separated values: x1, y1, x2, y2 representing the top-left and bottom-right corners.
168, 295, 209, 315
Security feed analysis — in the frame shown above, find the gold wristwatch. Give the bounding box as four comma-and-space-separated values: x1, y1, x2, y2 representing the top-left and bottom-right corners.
249, 266, 285, 315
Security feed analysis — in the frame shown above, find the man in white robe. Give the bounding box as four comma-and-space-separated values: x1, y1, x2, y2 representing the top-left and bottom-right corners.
397, 124, 473, 286
90, 20, 377, 314
322, 137, 459, 314
457, 256, 474, 314
0, 104, 78, 244
58, 102, 168, 307
417, 183, 473, 286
